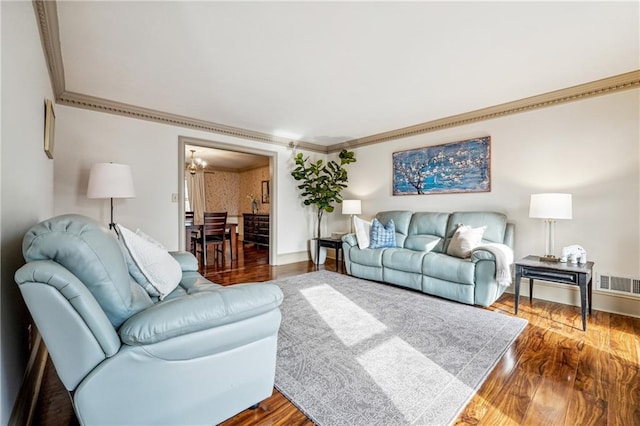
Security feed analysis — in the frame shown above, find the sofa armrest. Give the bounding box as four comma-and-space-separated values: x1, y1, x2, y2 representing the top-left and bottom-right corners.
119, 283, 283, 345
470, 243, 513, 264
470, 249, 497, 263
168, 251, 198, 272
342, 233, 357, 247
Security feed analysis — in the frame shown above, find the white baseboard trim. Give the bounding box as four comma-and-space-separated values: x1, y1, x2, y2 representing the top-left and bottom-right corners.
275, 250, 341, 266
276, 251, 310, 265
505, 279, 640, 319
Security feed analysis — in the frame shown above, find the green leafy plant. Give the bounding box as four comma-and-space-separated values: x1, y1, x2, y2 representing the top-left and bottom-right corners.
291, 149, 356, 239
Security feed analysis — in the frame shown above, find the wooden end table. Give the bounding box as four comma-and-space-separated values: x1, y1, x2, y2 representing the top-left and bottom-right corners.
514, 255, 594, 331
314, 237, 344, 271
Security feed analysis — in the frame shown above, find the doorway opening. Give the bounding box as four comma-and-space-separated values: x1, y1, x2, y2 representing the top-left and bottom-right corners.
178, 136, 277, 266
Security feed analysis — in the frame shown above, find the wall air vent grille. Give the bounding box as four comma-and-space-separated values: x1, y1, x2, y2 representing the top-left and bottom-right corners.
597, 273, 640, 298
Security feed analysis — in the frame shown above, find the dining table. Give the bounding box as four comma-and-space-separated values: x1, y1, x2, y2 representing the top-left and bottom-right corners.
185, 221, 238, 261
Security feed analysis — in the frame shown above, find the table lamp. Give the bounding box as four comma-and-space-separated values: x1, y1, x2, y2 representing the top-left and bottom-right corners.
342, 199, 362, 233
87, 163, 136, 230
529, 193, 572, 262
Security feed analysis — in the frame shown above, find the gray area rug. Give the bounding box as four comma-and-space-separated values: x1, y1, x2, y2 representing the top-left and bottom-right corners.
272, 270, 527, 426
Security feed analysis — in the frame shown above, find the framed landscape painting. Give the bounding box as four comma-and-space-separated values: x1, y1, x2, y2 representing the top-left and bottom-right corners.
393, 136, 491, 195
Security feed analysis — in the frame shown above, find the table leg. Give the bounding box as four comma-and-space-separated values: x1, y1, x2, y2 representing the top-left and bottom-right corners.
529, 278, 534, 303
201, 234, 206, 267
316, 240, 320, 270
588, 277, 593, 315
514, 266, 522, 315
335, 246, 339, 270
234, 232, 238, 259
579, 276, 588, 331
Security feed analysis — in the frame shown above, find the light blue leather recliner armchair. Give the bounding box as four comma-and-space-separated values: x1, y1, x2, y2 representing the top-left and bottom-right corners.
14, 214, 283, 425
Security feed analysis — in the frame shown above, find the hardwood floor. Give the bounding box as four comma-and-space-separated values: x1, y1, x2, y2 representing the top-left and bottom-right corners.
33, 244, 639, 425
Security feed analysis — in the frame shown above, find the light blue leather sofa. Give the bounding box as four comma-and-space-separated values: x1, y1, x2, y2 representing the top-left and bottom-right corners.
14, 214, 283, 425
343, 211, 514, 307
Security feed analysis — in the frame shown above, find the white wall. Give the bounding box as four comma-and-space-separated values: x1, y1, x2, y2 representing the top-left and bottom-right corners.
53, 106, 319, 262
1, 2, 55, 422
333, 89, 640, 315
54, 89, 640, 316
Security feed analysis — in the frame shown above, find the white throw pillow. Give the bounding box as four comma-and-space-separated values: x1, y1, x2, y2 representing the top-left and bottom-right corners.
446, 224, 487, 258
117, 225, 182, 300
353, 216, 372, 249
135, 228, 166, 249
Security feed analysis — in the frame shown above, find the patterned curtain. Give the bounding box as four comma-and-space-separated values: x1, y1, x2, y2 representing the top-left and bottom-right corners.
186, 171, 206, 225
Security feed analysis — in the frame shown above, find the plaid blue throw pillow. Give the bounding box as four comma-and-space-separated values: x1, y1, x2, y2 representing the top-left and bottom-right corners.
369, 218, 396, 248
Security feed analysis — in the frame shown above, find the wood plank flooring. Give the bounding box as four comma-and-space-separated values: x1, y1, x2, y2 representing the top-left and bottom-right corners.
33, 244, 639, 425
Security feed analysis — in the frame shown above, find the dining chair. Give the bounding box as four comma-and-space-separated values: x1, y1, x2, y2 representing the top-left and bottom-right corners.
185, 211, 198, 255
196, 212, 228, 266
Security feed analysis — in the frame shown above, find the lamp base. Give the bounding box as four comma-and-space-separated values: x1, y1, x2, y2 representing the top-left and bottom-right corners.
539, 255, 560, 263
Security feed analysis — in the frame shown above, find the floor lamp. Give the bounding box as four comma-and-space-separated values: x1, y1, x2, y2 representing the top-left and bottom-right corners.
529, 193, 572, 262
87, 163, 136, 230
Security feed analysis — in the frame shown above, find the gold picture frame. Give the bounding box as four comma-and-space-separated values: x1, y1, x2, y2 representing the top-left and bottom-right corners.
44, 99, 55, 159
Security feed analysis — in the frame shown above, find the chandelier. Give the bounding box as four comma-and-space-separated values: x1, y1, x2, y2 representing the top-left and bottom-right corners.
187, 149, 207, 175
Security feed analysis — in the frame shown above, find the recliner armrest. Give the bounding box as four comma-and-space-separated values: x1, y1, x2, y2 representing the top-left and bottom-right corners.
168, 251, 198, 272
342, 234, 357, 247
119, 283, 283, 345
470, 249, 497, 262
470, 243, 513, 264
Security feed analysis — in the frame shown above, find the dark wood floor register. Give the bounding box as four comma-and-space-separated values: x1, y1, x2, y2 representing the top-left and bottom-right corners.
243, 213, 269, 249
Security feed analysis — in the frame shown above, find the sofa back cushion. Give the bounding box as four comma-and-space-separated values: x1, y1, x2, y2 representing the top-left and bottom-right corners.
22, 214, 153, 328
405, 212, 449, 252
445, 212, 508, 250
375, 211, 412, 247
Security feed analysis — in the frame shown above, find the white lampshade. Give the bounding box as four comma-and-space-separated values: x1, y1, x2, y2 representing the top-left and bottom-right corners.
87, 163, 136, 199
529, 193, 572, 219
342, 199, 362, 215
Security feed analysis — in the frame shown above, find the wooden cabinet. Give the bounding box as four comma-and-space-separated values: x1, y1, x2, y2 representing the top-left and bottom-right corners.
243, 214, 269, 249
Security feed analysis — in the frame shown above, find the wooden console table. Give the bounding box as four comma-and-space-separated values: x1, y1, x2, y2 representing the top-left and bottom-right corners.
514, 255, 594, 331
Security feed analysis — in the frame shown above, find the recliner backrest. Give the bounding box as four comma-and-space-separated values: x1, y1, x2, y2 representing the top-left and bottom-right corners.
405, 212, 450, 252
445, 211, 509, 250
375, 211, 412, 247
22, 214, 153, 328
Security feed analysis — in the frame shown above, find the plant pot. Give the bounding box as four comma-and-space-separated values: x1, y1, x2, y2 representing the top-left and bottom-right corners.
309, 240, 327, 265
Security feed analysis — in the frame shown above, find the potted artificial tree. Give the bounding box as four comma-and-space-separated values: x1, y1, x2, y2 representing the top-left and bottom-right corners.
291, 149, 356, 264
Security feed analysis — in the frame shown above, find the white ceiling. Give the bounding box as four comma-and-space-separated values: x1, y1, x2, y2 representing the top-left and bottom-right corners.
186, 144, 269, 171
56, 1, 639, 146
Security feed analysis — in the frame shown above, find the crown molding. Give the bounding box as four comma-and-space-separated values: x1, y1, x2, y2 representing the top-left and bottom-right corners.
327, 70, 640, 153
57, 91, 328, 153
34, 1, 638, 156
33, 0, 328, 154
33, 0, 65, 96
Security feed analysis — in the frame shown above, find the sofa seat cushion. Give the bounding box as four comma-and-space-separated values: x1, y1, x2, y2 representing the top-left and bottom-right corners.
119, 283, 283, 345
349, 247, 386, 267
422, 252, 475, 285
382, 248, 426, 273
163, 272, 222, 301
